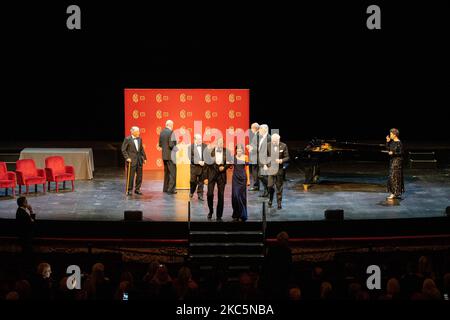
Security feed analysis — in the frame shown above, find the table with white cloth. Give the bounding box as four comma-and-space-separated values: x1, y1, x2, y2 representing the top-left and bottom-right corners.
19, 148, 94, 180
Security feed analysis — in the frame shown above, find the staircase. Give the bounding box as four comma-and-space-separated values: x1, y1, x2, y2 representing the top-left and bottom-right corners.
187, 202, 267, 275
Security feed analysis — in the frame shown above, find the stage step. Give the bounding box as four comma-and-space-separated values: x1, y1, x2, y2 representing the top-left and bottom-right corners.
188, 221, 263, 231
189, 242, 264, 255
189, 231, 264, 243
188, 220, 266, 267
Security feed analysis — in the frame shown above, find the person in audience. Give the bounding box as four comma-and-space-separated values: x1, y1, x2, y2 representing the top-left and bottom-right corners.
400, 261, 423, 299
14, 280, 31, 300
5, 291, 20, 300
173, 266, 198, 300
380, 277, 401, 300
56, 276, 77, 300
422, 278, 441, 300
320, 281, 333, 300
84, 262, 112, 300
288, 286, 302, 300
305, 266, 325, 299
143, 260, 160, 284
31, 262, 54, 300
348, 282, 362, 300
262, 231, 292, 299
237, 272, 262, 300
148, 264, 176, 299
418, 255, 435, 280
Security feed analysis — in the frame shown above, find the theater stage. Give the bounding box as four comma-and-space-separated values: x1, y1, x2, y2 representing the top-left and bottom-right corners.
0, 163, 449, 222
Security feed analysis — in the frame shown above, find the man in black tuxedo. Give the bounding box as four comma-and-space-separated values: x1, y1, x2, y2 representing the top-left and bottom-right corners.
257, 124, 271, 198
264, 133, 289, 209
158, 120, 177, 194
121, 126, 147, 195
188, 134, 207, 201
247, 122, 260, 191
204, 138, 231, 221
16, 196, 35, 254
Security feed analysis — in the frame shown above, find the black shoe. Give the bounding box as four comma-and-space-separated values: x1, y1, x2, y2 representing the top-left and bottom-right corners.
189, 193, 193, 199
134, 190, 143, 195
207, 213, 212, 220
216, 217, 223, 222
232, 218, 239, 222
168, 191, 177, 194
127, 192, 132, 196
268, 201, 272, 208
198, 195, 204, 201
249, 187, 259, 191
277, 204, 282, 210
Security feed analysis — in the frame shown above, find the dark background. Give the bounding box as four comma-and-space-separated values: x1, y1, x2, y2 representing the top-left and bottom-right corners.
1, 1, 448, 142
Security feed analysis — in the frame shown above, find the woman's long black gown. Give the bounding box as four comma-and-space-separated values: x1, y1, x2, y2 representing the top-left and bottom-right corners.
232, 157, 248, 221
387, 140, 405, 197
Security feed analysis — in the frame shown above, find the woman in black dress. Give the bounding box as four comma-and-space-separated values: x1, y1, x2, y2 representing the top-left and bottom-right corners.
386, 128, 404, 200
232, 144, 250, 222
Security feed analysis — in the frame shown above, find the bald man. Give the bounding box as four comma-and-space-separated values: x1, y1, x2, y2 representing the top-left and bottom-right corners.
159, 120, 177, 194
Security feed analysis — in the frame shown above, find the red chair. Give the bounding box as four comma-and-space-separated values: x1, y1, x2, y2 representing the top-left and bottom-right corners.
0, 162, 16, 197
45, 156, 75, 192
16, 159, 46, 194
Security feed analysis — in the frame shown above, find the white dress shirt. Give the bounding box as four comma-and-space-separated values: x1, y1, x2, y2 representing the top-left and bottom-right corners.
215, 148, 223, 165
259, 134, 267, 149
196, 144, 202, 161
133, 137, 139, 151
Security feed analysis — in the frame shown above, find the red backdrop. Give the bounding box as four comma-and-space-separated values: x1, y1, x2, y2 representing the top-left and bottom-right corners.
124, 89, 250, 170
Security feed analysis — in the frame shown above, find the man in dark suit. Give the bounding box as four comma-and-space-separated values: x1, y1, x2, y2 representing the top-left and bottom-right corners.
247, 122, 260, 191
121, 126, 147, 195
158, 120, 177, 194
188, 133, 207, 201
16, 196, 35, 254
204, 138, 231, 221
257, 124, 271, 198
263, 133, 289, 209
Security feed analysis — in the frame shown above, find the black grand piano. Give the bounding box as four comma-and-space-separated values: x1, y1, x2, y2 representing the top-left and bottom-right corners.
294, 138, 388, 184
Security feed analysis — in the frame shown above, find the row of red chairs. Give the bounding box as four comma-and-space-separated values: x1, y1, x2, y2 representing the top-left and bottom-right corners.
0, 156, 75, 197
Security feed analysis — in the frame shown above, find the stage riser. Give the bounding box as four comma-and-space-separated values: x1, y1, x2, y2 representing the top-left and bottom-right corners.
1, 217, 450, 240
